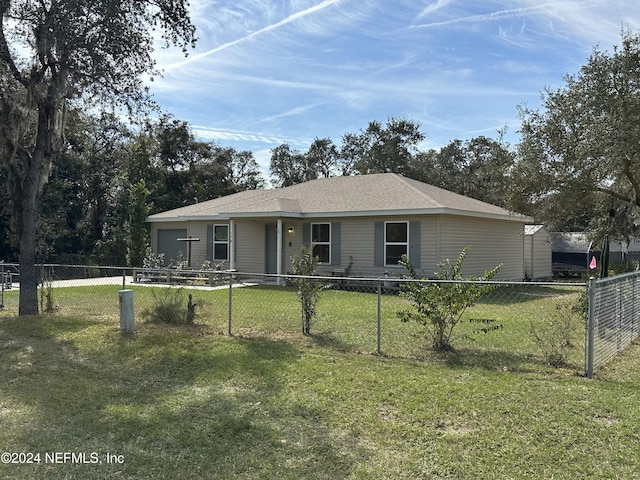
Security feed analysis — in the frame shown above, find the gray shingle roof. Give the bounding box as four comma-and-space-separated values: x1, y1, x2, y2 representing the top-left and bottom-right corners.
147, 173, 530, 222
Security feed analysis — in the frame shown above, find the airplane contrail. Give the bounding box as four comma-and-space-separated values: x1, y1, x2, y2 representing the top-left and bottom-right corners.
164, 0, 343, 71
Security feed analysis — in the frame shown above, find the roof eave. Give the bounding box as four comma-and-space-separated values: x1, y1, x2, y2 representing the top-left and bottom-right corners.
147, 208, 531, 223
228, 208, 530, 222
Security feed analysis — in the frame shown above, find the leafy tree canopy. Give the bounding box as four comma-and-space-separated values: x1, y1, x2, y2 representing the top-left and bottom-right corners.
0, 0, 196, 314
513, 29, 640, 240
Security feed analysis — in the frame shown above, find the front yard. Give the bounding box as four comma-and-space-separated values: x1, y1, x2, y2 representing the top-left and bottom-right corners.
1, 284, 638, 478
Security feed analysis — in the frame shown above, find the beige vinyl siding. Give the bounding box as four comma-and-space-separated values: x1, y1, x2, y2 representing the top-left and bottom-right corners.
234, 221, 266, 273
283, 221, 304, 272
314, 216, 438, 278
525, 229, 552, 280
232, 220, 304, 273
151, 215, 526, 280
438, 216, 524, 280
186, 222, 210, 268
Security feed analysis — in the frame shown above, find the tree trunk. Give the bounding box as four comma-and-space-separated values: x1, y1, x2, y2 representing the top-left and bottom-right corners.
18, 172, 40, 315
15, 103, 55, 316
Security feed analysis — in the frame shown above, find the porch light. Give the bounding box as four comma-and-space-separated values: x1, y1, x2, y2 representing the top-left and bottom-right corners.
288, 226, 295, 234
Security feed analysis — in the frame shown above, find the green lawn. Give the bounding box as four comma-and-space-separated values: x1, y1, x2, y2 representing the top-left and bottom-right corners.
1, 284, 638, 479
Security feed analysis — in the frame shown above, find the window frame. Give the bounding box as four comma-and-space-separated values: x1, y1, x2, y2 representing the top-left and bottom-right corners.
213, 224, 229, 261
384, 221, 409, 267
311, 222, 331, 264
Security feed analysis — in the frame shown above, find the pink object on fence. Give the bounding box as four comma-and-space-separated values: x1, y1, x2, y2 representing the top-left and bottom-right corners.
589, 256, 597, 269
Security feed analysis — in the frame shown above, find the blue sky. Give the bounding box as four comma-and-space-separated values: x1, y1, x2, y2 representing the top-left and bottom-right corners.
149, 0, 640, 172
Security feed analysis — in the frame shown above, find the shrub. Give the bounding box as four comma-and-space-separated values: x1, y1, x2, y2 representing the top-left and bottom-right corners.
397, 246, 502, 351
142, 288, 195, 325
530, 296, 581, 367
290, 245, 326, 336
42, 277, 58, 313
143, 247, 165, 268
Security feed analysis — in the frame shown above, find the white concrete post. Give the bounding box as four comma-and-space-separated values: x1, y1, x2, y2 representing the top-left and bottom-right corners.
119, 289, 135, 332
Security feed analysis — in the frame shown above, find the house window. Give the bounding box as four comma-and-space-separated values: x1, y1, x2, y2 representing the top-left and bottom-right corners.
311, 223, 331, 263
213, 225, 229, 260
385, 221, 408, 266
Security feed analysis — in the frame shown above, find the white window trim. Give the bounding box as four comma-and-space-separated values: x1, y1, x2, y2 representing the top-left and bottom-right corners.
311, 222, 331, 264
213, 224, 229, 261
384, 221, 409, 267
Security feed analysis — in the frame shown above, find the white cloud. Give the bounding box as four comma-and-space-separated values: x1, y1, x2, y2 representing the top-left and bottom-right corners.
162, 0, 345, 72
146, 0, 640, 168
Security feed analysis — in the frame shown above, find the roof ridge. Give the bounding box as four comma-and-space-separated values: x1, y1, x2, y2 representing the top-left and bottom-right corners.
391, 174, 443, 207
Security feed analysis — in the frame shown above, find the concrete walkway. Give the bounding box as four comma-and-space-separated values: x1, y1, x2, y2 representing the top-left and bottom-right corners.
8, 276, 257, 291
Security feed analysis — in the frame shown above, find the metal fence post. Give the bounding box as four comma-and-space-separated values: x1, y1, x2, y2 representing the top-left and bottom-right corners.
616, 285, 622, 353
228, 272, 233, 335
586, 277, 596, 379
377, 280, 382, 355
631, 275, 638, 341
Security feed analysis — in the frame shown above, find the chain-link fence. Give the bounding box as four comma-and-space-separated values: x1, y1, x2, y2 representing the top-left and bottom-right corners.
1, 263, 596, 373
0, 263, 640, 377
586, 271, 640, 377
4, 263, 638, 376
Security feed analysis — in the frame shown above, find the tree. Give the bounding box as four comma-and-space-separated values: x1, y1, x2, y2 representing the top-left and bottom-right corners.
141, 115, 230, 211
269, 143, 315, 187
514, 30, 640, 238
126, 179, 152, 268
432, 135, 514, 208
0, 1, 195, 314
38, 109, 132, 264
225, 148, 265, 191
340, 117, 425, 175
397, 247, 502, 351
306, 137, 339, 178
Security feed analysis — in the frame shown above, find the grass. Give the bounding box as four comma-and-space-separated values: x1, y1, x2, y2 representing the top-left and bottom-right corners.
1, 284, 639, 478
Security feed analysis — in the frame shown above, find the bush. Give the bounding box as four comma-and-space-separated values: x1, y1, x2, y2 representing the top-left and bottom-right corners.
397, 246, 502, 352
142, 288, 195, 325
530, 296, 581, 367
143, 247, 165, 268
42, 278, 58, 313
290, 245, 326, 336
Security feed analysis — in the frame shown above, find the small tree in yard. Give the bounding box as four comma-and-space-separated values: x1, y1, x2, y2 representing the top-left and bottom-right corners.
398, 246, 502, 351
126, 179, 153, 268
290, 245, 324, 336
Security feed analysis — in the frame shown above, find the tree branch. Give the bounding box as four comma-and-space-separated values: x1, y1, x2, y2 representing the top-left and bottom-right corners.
622, 154, 640, 207
0, 0, 26, 86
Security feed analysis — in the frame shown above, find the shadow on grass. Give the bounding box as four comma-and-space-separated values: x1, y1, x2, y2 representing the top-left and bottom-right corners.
478, 285, 584, 306
418, 345, 583, 376
0, 316, 369, 479
307, 331, 360, 353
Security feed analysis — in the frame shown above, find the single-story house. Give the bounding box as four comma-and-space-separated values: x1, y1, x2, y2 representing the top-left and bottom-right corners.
146, 173, 533, 280
524, 225, 552, 281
